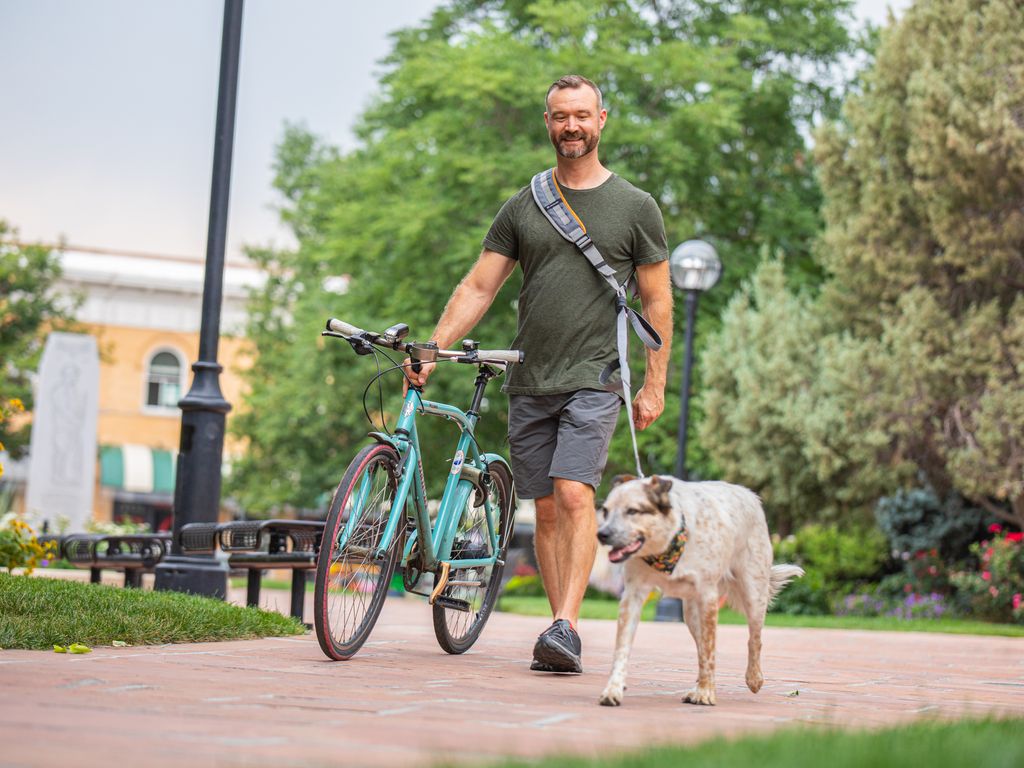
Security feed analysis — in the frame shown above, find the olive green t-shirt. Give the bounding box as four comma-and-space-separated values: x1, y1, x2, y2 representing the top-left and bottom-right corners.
483, 173, 668, 395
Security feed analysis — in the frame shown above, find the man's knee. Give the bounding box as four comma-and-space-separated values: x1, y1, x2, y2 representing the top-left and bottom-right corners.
553, 478, 595, 515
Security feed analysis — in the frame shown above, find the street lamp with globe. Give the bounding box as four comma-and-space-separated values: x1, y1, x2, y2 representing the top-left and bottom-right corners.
654, 239, 722, 623
669, 239, 722, 480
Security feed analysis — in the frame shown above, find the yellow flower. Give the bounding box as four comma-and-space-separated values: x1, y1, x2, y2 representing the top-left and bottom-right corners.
8, 398, 23, 412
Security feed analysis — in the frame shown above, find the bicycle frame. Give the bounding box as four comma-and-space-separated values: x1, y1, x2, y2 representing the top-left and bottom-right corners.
337, 385, 506, 576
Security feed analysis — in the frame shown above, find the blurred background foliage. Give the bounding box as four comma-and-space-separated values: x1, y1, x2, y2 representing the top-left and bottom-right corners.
227, 0, 860, 513
208, 0, 1024, 623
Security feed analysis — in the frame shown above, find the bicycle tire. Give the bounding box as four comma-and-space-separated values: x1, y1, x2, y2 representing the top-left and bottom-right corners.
432, 460, 515, 654
314, 443, 401, 660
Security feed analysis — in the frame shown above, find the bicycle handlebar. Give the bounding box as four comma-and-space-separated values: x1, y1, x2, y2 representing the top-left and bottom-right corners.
325, 318, 524, 366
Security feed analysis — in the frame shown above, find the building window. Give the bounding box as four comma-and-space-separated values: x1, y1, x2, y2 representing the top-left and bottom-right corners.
146, 351, 183, 408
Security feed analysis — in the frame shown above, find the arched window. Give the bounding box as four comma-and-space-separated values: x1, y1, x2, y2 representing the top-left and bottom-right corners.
145, 350, 184, 408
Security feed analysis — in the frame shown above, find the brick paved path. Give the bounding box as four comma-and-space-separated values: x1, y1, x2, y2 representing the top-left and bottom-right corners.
2, 588, 1023, 767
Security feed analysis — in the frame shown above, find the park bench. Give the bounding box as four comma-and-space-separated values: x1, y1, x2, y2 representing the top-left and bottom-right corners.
61, 532, 172, 587
179, 519, 324, 622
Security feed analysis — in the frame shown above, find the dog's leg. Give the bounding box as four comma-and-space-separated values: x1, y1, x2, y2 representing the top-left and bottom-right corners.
681, 590, 718, 705
599, 585, 646, 707
736, 573, 767, 694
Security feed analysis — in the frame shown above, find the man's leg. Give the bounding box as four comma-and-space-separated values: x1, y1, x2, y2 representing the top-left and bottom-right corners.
551, 478, 597, 625
533, 494, 563, 617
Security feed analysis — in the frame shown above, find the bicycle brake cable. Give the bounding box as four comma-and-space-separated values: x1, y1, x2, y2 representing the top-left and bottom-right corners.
359, 352, 488, 458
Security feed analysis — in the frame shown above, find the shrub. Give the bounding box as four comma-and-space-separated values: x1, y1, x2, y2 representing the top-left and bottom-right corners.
950, 525, 1024, 623
875, 487, 987, 562
0, 514, 57, 574
771, 523, 889, 615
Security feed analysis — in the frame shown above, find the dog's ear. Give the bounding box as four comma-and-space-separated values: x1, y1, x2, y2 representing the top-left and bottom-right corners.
645, 475, 674, 514
610, 474, 637, 489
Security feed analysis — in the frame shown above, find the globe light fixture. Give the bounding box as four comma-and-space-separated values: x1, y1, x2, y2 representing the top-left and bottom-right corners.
670, 239, 722, 293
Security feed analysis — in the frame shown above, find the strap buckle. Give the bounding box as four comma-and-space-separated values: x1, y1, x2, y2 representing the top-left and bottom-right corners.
574, 234, 593, 251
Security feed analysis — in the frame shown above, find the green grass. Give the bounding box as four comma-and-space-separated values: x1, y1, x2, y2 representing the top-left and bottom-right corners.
0, 573, 305, 650
496, 595, 1024, 636
484, 717, 1024, 768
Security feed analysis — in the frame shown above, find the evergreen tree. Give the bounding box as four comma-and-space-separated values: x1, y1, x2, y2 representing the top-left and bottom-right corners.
701, 0, 1024, 529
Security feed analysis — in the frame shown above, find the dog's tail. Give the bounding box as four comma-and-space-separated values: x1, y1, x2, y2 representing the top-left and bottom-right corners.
768, 564, 805, 604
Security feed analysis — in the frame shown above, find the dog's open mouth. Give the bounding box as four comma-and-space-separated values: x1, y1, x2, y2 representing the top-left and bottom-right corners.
608, 536, 645, 563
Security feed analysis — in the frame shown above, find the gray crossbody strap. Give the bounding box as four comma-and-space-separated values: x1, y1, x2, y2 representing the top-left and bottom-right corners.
530, 168, 662, 477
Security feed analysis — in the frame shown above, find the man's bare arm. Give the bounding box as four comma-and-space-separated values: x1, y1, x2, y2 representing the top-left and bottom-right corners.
405, 249, 516, 388
632, 260, 673, 430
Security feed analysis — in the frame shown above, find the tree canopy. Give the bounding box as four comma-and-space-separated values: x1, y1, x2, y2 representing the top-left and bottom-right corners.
228, 0, 858, 513
700, 0, 1024, 530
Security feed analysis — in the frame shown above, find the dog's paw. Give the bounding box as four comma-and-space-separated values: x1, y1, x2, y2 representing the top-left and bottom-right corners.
682, 686, 716, 706
599, 684, 624, 707
746, 666, 764, 694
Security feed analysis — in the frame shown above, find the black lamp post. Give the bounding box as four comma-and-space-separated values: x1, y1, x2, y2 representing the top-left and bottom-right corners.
670, 240, 722, 480
155, 0, 244, 597
654, 239, 722, 622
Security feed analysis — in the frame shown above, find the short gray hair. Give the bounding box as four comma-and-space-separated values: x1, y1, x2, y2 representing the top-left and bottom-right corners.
546, 74, 603, 112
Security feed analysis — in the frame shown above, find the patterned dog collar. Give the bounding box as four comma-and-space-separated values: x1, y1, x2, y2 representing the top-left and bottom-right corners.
643, 523, 688, 572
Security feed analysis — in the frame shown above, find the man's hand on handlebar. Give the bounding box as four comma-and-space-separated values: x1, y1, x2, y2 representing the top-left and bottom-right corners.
402, 358, 436, 394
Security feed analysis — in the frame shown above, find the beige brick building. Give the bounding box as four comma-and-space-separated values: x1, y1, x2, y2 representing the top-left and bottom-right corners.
2, 245, 262, 532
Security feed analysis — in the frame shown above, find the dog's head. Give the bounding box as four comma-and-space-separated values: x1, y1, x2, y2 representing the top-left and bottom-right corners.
596, 474, 681, 563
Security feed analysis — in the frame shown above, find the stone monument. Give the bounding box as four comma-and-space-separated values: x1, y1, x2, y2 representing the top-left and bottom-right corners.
24, 332, 99, 532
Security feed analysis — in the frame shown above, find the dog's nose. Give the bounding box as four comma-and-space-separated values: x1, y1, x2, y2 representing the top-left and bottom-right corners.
596, 527, 611, 545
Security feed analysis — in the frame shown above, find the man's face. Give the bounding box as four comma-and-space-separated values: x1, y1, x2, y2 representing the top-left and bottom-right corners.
544, 86, 606, 160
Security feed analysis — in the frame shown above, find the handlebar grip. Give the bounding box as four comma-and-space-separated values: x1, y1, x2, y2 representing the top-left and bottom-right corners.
326, 318, 364, 336
476, 349, 524, 364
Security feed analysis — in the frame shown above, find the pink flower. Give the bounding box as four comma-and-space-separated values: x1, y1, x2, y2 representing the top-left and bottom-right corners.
989, 586, 999, 598
1013, 594, 1022, 611
982, 571, 991, 581
989, 523, 1002, 533
928, 566, 938, 576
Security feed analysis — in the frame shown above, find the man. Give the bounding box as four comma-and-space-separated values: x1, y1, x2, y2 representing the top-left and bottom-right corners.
408, 74, 673, 673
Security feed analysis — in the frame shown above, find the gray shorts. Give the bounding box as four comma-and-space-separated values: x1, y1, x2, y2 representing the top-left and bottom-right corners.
507, 389, 622, 500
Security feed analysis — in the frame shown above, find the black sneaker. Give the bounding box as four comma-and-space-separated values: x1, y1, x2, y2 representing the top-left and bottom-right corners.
531, 619, 583, 673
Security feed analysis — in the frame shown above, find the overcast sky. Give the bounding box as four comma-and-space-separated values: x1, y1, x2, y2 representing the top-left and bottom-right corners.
0, 0, 910, 262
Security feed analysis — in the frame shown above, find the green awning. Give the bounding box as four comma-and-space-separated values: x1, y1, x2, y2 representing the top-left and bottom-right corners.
100, 445, 176, 494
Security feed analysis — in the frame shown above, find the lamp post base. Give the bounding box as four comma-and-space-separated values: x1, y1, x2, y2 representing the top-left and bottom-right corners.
654, 597, 684, 622
154, 555, 228, 599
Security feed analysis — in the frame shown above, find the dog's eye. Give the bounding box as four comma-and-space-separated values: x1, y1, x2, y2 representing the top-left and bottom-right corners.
625, 507, 642, 516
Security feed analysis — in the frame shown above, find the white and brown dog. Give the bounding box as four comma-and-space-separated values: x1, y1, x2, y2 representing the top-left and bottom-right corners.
596, 474, 803, 707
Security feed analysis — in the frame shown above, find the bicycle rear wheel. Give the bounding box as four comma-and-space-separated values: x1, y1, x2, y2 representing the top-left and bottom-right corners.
314, 443, 401, 660
432, 461, 514, 654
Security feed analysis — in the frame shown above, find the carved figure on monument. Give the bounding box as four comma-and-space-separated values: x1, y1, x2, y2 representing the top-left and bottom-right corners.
24, 333, 99, 532
51, 364, 87, 486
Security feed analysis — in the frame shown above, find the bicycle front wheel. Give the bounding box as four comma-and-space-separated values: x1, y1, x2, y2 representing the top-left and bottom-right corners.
432, 460, 515, 654
314, 443, 401, 660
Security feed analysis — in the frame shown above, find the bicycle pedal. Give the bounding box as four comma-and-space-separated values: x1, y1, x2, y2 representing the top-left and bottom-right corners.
433, 595, 471, 613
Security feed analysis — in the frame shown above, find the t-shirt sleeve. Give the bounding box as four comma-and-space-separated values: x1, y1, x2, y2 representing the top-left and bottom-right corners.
631, 195, 669, 265
482, 195, 519, 260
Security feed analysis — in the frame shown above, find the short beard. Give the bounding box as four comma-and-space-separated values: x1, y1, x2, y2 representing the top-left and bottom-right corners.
553, 131, 599, 159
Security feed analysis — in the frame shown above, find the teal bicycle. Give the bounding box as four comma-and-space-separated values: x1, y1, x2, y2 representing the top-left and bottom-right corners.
313, 317, 523, 660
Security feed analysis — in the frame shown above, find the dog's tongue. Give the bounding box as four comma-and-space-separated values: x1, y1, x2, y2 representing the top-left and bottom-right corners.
608, 538, 644, 563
